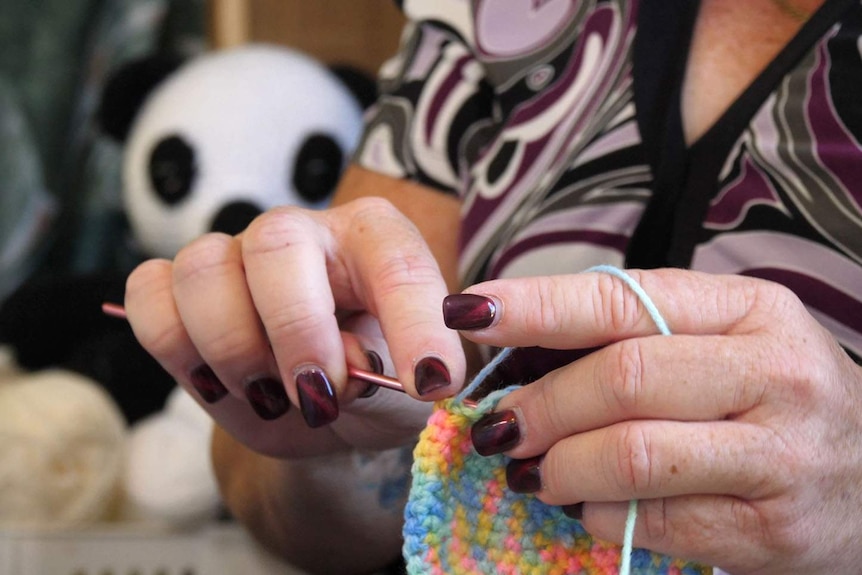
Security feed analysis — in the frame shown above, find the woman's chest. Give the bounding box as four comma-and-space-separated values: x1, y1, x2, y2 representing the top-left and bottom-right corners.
682, 0, 824, 143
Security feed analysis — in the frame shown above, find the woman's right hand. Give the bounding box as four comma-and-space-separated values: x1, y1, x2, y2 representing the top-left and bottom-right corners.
123, 184, 466, 458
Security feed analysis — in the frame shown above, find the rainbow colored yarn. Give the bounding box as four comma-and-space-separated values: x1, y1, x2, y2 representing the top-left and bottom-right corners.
402, 391, 711, 574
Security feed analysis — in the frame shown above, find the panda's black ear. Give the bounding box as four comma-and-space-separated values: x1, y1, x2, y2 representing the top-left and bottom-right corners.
329, 64, 378, 110
97, 54, 185, 143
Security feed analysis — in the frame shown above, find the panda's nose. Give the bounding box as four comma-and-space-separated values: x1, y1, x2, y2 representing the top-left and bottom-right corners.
210, 200, 264, 236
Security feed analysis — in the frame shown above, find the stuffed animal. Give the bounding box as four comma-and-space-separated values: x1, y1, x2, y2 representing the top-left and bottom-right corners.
99, 43, 373, 258
119, 385, 220, 526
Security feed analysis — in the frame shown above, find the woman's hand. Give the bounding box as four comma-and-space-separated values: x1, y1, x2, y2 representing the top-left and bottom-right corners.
124, 188, 466, 458
446, 268, 862, 575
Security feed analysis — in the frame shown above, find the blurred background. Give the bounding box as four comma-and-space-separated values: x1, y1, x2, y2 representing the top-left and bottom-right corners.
1, 0, 403, 293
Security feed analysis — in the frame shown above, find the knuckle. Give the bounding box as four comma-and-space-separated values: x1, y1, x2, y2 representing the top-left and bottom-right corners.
733, 279, 833, 412
198, 325, 260, 365
125, 259, 171, 302
342, 197, 413, 244
601, 339, 648, 414
756, 336, 823, 412
125, 260, 184, 357
172, 233, 236, 286
538, 452, 568, 502
531, 279, 571, 336
608, 423, 656, 497
595, 272, 643, 335
241, 207, 318, 257
537, 376, 572, 438
730, 500, 779, 556
764, 508, 810, 557
638, 498, 673, 547
138, 318, 188, 360
755, 428, 807, 497
348, 195, 401, 220
347, 198, 440, 292
264, 298, 332, 347
372, 252, 442, 297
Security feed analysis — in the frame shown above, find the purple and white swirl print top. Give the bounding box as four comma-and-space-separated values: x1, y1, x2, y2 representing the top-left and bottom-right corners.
355, 0, 862, 360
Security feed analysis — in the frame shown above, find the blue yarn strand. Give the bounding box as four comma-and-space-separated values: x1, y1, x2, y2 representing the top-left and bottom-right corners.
456, 345, 515, 403
586, 265, 673, 575
586, 265, 672, 336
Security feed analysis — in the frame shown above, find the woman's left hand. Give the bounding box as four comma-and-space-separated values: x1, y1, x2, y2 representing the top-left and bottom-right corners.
444, 268, 862, 575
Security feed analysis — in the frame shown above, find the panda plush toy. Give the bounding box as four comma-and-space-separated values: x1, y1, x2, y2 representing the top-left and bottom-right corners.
100, 43, 375, 258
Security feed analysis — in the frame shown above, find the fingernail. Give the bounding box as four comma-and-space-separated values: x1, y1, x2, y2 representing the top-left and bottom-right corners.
471, 409, 521, 456
442, 294, 497, 330
358, 350, 384, 398
414, 356, 450, 396
244, 377, 290, 420
562, 503, 584, 521
296, 367, 339, 428
506, 455, 543, 493
189, 364, 228, 403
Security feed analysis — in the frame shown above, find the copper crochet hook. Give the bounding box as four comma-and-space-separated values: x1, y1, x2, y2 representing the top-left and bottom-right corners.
101, 302, 406, 393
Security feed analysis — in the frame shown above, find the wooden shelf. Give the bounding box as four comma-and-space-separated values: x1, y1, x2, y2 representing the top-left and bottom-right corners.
209, 0, 405, 73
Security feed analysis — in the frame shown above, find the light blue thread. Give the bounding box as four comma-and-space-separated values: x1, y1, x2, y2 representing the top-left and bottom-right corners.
586, 265, 672, 337
586, 265, 673, 575
455, 346, 515, 403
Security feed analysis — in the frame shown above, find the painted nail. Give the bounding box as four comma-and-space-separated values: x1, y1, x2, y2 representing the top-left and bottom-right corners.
471, 409, 521, 456
562, 503, 584, 521
414, 356, 451, 396
244, 377, 290, 420
296, 367, 339, 428
358, 350, 384, 398
189, 364, 228, 403
442, 294, 497, 330
506, 455, 543, 493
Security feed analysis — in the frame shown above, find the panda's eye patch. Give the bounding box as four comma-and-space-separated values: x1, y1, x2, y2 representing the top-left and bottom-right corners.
149, 135, 196, 205
292, 133, 343, 203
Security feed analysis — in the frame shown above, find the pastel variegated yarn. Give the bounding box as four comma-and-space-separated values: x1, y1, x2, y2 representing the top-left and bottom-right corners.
402, 267, 712, 574
402, 391, 711, 575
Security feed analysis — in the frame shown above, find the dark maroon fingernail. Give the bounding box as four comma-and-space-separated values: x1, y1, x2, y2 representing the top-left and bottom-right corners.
189, 364, 228, 403
562, 502, 584, 521
415, 357, 451, 396
244, 377, 290, 420
358, 351, 384, 398
296, 367, 339, 428
443, 294, 497, 330
506, 456, 543, 493
471, 409, 521, 456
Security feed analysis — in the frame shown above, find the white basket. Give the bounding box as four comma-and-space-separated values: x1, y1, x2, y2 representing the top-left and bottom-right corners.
0, 522, 305, 575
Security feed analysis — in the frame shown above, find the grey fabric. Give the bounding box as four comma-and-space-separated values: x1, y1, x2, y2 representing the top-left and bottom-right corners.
0, 0, 205, 290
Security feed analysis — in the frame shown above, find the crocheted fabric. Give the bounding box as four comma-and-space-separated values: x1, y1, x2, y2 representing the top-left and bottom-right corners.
403, 391, 712, 575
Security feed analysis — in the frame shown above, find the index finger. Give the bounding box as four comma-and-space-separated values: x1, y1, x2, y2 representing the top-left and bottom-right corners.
456, 268, 774, 350
340, 199, 467, 397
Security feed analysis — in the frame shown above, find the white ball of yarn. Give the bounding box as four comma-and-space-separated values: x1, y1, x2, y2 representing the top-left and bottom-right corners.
0, 367, 127, 527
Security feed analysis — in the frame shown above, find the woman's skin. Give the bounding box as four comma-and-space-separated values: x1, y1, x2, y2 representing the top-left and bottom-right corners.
123, 1, 862, 573
682, 0, 826, 144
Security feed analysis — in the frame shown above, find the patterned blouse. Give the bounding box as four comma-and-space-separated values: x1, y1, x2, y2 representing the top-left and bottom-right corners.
354, 0, 862, 363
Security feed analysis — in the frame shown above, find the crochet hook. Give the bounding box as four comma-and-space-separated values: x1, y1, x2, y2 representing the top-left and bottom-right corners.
101, 302, 406, 393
